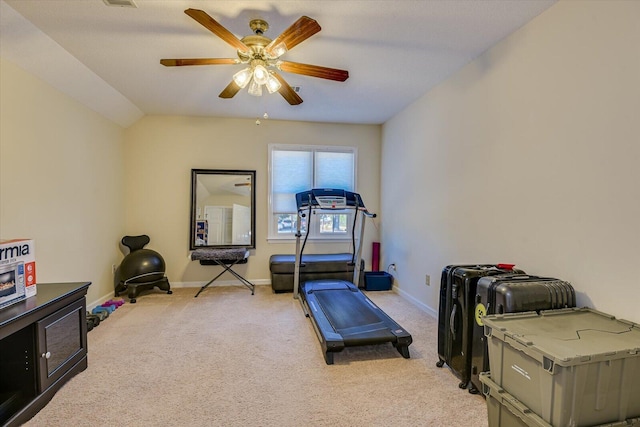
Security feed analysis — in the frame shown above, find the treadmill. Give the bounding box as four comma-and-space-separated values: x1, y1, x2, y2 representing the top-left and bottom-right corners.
293, 189, 413, 364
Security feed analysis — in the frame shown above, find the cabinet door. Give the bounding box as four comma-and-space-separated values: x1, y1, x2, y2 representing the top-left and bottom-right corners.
36, 297, 87, 392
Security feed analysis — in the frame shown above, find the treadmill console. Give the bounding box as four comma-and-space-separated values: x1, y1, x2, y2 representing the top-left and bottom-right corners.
296, 189, 365, 211
315, 195, 347, 209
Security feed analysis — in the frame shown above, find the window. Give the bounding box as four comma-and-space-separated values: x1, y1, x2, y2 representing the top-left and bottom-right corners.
269, 144, 357, 240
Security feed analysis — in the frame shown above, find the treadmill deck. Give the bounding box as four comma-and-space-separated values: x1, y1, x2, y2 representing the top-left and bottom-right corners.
301, 279, 412, 364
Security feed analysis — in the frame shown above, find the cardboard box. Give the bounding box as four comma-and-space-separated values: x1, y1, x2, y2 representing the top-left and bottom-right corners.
0, 239, 36, 309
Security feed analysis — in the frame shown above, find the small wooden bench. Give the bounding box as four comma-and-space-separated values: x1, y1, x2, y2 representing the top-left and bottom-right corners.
269, 253, 363, 293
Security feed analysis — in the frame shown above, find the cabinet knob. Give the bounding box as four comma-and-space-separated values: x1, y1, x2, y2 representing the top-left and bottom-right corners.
41, 351, 51, 359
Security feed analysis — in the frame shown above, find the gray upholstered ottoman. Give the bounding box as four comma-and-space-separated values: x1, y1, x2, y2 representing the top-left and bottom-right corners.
269, 253, 364, 293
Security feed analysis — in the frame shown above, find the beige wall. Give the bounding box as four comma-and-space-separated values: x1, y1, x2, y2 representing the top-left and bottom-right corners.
381, 1, 640, 321
123, 116, 381, 286
0, 59, 125, 305
0, 58, 381, 302
7, 0, 635, 322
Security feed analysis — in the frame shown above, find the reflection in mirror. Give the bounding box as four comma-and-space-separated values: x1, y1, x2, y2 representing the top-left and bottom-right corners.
190, 169, 256, 250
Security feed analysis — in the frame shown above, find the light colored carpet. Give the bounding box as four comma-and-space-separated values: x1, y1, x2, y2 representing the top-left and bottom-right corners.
24, 285, 488, 427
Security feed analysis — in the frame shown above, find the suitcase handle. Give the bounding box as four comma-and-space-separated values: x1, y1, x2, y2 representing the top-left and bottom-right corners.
450, 304, 457, 335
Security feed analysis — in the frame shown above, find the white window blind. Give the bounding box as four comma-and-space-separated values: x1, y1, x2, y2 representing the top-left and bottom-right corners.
272, 150, 313, 213
269, 144, 356, 239
315, 151, 355, 189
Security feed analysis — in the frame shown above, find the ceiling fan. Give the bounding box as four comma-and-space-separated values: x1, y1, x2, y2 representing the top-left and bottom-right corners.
234, 176, 251, 187
160, 9, 349, 105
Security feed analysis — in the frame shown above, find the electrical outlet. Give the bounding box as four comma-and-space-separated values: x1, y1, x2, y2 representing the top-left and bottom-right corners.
425, 274, 431, 286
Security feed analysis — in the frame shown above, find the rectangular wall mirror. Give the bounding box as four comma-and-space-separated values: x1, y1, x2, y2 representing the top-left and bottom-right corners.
190, 169, 256, 250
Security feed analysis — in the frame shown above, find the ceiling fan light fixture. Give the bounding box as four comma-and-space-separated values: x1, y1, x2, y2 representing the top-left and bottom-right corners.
265, 73, 282, 94
252, 64, 269, 85
233, 68, 252, 88
270, 42, 288, 58
161, 11, 345, 105
248, 78, 263, 97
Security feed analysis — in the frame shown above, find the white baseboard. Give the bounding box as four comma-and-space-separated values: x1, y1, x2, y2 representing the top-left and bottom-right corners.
87, 279, 270, 309
171, 279, 271, 288
87, 279, 437, 321
87, 290, 116, 311
394, 286, 437, 318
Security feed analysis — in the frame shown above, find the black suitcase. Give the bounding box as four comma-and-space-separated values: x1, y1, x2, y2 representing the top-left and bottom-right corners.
436, 264, 522, 390
469, 274, 575, 394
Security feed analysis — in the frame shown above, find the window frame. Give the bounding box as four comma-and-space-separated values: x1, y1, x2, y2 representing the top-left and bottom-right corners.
268, 144, 358, 242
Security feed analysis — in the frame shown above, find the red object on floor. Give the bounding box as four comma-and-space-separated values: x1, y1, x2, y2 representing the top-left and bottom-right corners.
372, 242, 380, 271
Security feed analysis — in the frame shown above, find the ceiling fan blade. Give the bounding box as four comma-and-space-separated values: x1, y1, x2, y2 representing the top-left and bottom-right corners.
272, 73, 303, 105
185, 8, 249, 52
219, 80, 242, 99
278, 61, 349, 82
160, 58, 238, 67
265, 16, 321, 56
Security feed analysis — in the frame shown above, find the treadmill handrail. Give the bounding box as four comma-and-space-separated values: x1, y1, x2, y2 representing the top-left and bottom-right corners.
293, 188, 374, 300
297, 204, 376, 217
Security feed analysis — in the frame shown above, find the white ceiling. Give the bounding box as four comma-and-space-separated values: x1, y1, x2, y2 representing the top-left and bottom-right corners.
0, 0, 555, 128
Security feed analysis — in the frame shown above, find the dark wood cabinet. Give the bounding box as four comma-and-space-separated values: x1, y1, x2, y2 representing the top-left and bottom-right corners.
0, 282, 90, 426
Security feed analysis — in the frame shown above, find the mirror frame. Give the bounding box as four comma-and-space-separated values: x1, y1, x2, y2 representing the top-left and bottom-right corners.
190, 169, 256, 250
